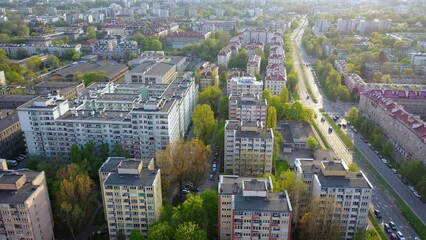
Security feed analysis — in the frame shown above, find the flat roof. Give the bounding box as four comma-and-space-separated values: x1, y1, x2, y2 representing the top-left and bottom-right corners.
226, 120, 272, 139
0, 94, 38, 104
0, 171, 42, 204
52, 62, 127, 79
104, 168, 158, 186
34, 81, 83, 89
58, 110, 130, 122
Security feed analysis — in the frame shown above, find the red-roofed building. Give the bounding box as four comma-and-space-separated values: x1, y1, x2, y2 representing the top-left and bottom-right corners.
359, 90, 426, 162
198, 62, 219, 91
264, 71, 287, 95
247, 55, 261, 76
165, 31, 211, 49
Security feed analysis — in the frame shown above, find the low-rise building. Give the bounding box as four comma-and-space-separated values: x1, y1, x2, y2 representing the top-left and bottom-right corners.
99, 157, 162, 239
228, 94, 267, 126
278, 121, 314, 153
165, 31, 210, 49
33, 81, 85, 99
246, 55, 261, 76
218, 175, 292, 240
359, 90, 426, 161
198, 62, 219, 91
0, 110, 24, 158
0, 160, 55, 240
0, 44, 81, 57
218, 47, 232, 68
264, 72, 287, 96
295, 158, 373, 239
125, 61, 177, 84
224, 120, 274, 176
50, 61, 128, 82
0, 94, 39, 109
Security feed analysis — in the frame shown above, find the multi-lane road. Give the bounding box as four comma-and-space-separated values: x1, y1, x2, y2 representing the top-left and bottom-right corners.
292, 17, 424, 239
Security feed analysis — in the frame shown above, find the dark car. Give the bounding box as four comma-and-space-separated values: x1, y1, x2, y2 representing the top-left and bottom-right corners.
389, 221, 397, 230
390, 233, 398, 240
374, 209, 382, 218
384, 223, 392, 233
328, 127, 333, 134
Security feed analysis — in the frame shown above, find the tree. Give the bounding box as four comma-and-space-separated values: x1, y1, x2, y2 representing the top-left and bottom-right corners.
401, 160, 426, 186
81, 71, 106, 86
174, 222, 207, 240
62, 35, 70, 44
299, 197, 342, 240
306, 135, 318, 149
219, 71, 227, 89
45, 55, 60, 68
335, 85, 350, 102
192, 104, 217, 144
147, 222, 174, 240
172, 194, 205, 226
198, 86, 222, 113
129, 229, 144, 240
348, 162, 360, 172
26, 56, 43, 72
280, 86, 289, 103
345, 107, 359, 126
211, 70, 218, 86
111, 144, 128, 157
227, 49, 249, 70
87, 26, 96, 39
218, 96, 229, 120
287, 73, 298, 93
156, 139, 211, 191
382, 140, 393, 158
71, 53, 81, 61
199, 190, 218, 239
266, 106, 277, 130
194, 68, 201, 84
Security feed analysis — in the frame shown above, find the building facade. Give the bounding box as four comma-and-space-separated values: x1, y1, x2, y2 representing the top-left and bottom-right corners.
228, 94, 267, 126
227, 76, 263, 97
0, 160, 55, 240
218, 47, 232, 68
247, 55, 261, 77
99, 157, 162, 239
218, 175, 292, 240
17, 76, 198, 159
295, 158, 373, 239
198, 62, 219, 91
0, 110, 24, 158
224, 120, 274, 176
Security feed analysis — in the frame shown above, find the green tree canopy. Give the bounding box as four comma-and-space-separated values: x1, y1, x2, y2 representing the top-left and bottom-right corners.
198, 86, 222, 113
174, 222, 207, 240
192, 104, 217, 144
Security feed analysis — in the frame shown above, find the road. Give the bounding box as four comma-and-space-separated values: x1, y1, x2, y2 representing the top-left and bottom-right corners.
291, 17, 423, 239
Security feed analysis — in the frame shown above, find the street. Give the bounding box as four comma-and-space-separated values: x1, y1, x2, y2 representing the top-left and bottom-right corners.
291, 17, 423, 239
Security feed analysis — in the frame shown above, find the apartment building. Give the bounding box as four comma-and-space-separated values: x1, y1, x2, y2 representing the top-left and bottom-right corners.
92, 35, 139, 59
218, 47, 232, 68
265, 73, 287, 96
266, 64, 285, 76
228, 94, 267, 126
227, 75, 263, 97
0, 159, 54, 240
0, 94, 39, 110
241, 27, 276, 45
99, 157, 162, 239
294, 158, 373, 239
33, 81, 85, 99
165, 31, 211, 49
17, 76, 197, 159
246, 55, 261, 76
359, 90, 426, 162
125, 61, 177, 84
224, 120, 274, 176
336, 19, 355, 33
218, 175, 292, 240
0, 44, 81, 57
198, 62, 219, 91
315, 19, 330, 32
246, 41, 264, 56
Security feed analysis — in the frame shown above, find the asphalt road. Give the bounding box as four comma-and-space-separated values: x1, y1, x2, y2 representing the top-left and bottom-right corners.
291, 17, 423, 239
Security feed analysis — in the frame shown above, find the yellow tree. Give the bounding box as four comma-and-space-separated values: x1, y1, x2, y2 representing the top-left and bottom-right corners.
156, 139, 211, 191
266, 106, 277, 130
192, 104, 217, 144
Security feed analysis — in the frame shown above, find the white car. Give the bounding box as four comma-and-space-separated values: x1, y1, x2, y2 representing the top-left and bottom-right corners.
381, 159, 388, 164
408, 186, 415, 192
396, 231, 405, 240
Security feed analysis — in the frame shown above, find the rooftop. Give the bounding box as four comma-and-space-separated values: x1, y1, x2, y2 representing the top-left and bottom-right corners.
0, 110, 19, 132
0, 170, 43, 204
52, 62, 128, 80
219, 175, 292, 212
226, 120, 272, 139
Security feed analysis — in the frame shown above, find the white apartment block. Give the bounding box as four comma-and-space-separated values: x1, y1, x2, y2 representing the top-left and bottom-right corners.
247, 55, 261, 76
17, 76, 198, 159
241, 28, 276, 45
0, 44, 81, 57
225, 120, 274, 176
99, 157, 162, 239
315, 19, 330, 32
337, 19, 355, 33
228, 94, 267, 126
0, 159, 55, 240
218, 47, 232, 68
295, 158, 373, 239
265, 72, 287, 96
227, 76, 264, 97
218, 175, 292, 240
125, 61, 177, 84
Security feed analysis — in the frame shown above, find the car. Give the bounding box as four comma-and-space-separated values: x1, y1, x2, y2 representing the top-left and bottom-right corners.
342, 123, 347, 129
209, 174, 214, 180
353, 129, 358, 133
321, 117, 326, 122
378, 154, 383, 159
414, 191, 421, 198
181, 188, 190, 194
386, 163, 393, 168
374, 209, 382, 218
391, 168, 398, 174
414, 237, 420, 240
306, 95, 310, 99
374, 150, 379, 155
337, 123, 342, 128
363, 138, 368, 143
396, 231, 405, 240
328, 127, 333, 133
408, 186, 415, 192
389, 221, 397, 230
381, 158, 388, 164
390, 233, 398, 240
401, 178, 408, 184
397, 173, 402, 179
6, 160, 17, 167
384, 223, 392, 233
367, 143, 372, 147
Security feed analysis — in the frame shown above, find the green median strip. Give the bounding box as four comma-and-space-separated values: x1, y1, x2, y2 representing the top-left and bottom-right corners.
368, 211, 387, 240
322, 114, 426, 238
295, 47, 318, 103
310, 119, 330, 150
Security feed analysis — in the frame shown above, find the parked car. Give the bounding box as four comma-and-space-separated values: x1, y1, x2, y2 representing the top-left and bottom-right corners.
321, 117, 325, 122
389, 221, 397, 230
396, 231, 405, 240
6, 160, 17, 167
209, 174, 214, 180
391, 168, 398, 174
384, 223, 392, 233
414, 191, 421, 198
328, 127, 333, 133
408, 186, 415, 192
390, 233, 398, 240
374, 209, 382, 218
